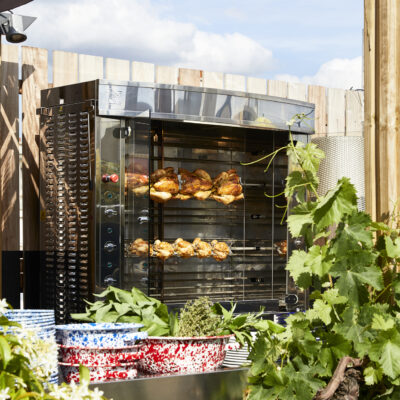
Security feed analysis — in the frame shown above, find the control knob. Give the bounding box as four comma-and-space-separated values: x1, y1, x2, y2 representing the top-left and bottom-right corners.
102, 174, 119, 183
104, 241, 117, 252
104, 208, 118, 217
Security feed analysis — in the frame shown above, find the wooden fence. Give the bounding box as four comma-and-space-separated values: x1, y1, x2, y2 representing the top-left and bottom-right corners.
0, 44, 364, 253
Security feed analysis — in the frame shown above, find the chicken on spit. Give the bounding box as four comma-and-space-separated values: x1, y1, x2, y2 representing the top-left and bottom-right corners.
211, 240, 230, 261
173, 238, 195, 258
153, 240, 175, 260
192, 237, 212, 258
128, 238, 153, 257
212, 169, 244, 205
178, 168, 213, 201
126, 172, 149, 196
150, 167, 179, 203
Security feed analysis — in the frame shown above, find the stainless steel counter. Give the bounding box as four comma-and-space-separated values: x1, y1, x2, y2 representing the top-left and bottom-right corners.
91, 368, 249, 400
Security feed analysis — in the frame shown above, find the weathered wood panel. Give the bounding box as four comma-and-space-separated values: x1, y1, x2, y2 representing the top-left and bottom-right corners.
79, 54, 103, 82
327, 88, 346, 136
247, 77, 267, 95
267, 80, 288, 98
224, 74, 246, 91
364, 0, 376, 219
155, 66, 178, 84
345, 90, 363, 136
22, 46, 48, 251
178, 68, 202, 87
287, 82, 307, 102
0, 44, 19, 250
202, 71, 223, 89
308, 85, 327, 137
105, 58, 130, 81
53, 50, 78, 87
132, 61, 155, 83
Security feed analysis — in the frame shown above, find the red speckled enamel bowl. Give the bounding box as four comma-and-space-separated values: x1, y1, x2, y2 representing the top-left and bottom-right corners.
59, 361, 138, 383
58, 344, 144, 366
138, 335, 239, 375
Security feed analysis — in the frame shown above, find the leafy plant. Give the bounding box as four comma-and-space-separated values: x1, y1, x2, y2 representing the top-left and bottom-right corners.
246, 114, 400, 400
177, 297, 220, 337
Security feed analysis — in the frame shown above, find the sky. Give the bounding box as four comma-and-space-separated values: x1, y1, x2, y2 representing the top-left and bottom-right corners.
15, 0, 363, 89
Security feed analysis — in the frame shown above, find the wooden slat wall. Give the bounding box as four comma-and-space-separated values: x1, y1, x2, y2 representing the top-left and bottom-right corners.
105, 58, 130, 81
0, 44, 19, 250
288, 82, 307, 102
247, 77, 267, 95
155, 66, 178, 84
345, 90, 364, 136
202, 71, 223, 89
178, 68, 202, 87
53, 50, 78, 87
22, 46, 48, 251
224, 73, 246, 91
132, 61, 154, 82
327, 88, 346, 135
308, 85, 327, 137
79, 54, 103, 82
267, 80, 288, 98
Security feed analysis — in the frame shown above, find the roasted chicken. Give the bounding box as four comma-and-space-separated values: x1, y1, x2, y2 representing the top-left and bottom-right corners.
153, 240, 174, 260
274, 240, 287, 258
212, 169, 243, 205
211, 240, 230, 261
128, 238, 153, 257
179, 168, 213, 201
126, 172, 149, 196
173, 238, 195, 258
150, 167, 179, 203
192, 237, 212, 258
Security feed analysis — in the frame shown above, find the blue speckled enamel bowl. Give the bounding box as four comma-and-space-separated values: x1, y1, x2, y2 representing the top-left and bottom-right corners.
56, 323, 146, 348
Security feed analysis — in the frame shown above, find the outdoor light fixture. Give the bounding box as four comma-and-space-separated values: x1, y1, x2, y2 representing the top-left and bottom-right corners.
0, 12, 36, 43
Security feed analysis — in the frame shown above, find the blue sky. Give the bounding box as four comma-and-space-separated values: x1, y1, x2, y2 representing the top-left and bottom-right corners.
17, 0, 363, 88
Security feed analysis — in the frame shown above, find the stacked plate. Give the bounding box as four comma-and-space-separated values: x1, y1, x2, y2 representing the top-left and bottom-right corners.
4, 309, 58, 384
222, 332, 257, 368
56, 323, 147, 383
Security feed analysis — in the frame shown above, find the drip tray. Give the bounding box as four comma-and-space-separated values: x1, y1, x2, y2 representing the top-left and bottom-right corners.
91, 368, 248, 400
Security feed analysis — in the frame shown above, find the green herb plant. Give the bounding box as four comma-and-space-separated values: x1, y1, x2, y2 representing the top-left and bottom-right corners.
246, 114, 400, 400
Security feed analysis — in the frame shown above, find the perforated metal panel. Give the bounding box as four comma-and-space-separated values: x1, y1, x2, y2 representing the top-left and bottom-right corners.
40, 102, 95, 323
312, 136, 365, 210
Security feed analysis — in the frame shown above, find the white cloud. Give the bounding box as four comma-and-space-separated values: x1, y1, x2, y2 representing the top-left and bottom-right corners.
276, 56, 362, 89
19, 0, 275, 76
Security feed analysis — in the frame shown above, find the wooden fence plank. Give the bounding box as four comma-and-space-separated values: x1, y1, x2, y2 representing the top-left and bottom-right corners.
22, 46, 48, 251
53, 50, 78, 87
202, 71, 223, 89
267, 80, 288, 98
364, 0, 376, 219
224, 74, 246, 91
327, 88, 346, 136
178, 68, 202, 86
105, 58, 130, 81
247, 77, 267, 95
132, 61, 154, 82
0, 44, 19, 250
345, 90, 363, 136
79, 54, 103, 82
287, 82, 307, 102
308, 85, 327, 137
155, 66, 178, 84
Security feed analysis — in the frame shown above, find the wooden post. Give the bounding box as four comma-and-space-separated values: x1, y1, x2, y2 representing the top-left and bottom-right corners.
364, 0, 400, 222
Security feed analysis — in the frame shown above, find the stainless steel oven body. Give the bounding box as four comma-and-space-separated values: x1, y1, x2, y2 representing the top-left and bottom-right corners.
39, 80, 314, 323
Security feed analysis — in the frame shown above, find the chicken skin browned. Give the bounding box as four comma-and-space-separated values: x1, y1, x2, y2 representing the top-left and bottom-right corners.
128, 238, 153, 257
173, 238, 195, 258
150, 167, 179, 203
153, 240, 174, 260
126, 172, 149, 196
212, 169, 243, 205
179, 168, 213, 200
211, 240, 230, 261
192, 237, 212, 258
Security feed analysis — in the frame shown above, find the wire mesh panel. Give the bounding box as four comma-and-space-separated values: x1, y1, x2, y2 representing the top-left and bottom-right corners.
40, 102, 95, 323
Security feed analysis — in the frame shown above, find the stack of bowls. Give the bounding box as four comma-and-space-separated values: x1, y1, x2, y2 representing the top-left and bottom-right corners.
222, 332, 256, 368
4, 309, 58, 384
56, 323, 147, 383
